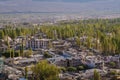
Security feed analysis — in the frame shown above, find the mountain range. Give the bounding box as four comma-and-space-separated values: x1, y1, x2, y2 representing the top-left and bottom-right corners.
0, 0, 120, 16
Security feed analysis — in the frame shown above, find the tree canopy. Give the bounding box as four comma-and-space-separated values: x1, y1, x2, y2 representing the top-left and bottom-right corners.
31, 60, 60, 80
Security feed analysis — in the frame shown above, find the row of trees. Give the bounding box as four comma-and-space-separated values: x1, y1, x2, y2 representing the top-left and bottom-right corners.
0, 26, 38, 39
39, 18, 120, 55
0, 18, 120, 55
1, 48, 33, 58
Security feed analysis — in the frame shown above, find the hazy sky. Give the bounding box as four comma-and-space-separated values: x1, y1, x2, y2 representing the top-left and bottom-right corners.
32, 0, 100, 2
0, 0, 101, 2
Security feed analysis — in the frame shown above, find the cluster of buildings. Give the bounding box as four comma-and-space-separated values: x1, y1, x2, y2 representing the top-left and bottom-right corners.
0, 34, 120, 80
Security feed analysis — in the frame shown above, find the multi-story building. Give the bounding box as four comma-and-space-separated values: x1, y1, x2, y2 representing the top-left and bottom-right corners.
26, 38, 50, 50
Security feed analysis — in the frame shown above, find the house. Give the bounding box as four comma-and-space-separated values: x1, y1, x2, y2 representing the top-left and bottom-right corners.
17, 58, 37, 66
52, 40, 66, 50
86, 60, 96, 68
67, 57, 82, 67
104, 55, 120, 63
48, 57, 67, 67
56, 59, 68, 67
48, 57, 82, 67
60, 73, 77, 80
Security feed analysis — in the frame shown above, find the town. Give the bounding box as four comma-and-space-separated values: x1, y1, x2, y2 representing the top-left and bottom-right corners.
0, 18, 120, 80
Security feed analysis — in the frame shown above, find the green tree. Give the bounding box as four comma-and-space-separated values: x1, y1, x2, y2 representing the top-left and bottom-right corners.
93, 70, 101, 80
109, 62, 116, 67
11, 30, 17, 39
24, 49, 33, 58
67, 67, 77, 72
25, 67, 28, 79
77, 66, 84, 70
48, 41, 53, 49
43, 52, 52, 58
59, 67, 66, 73
31, 60, 60, 80
76, 37, 81, 48
0, 30, 4, 39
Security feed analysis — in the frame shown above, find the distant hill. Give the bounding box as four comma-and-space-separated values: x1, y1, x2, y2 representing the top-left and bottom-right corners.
0, 0, 120, 16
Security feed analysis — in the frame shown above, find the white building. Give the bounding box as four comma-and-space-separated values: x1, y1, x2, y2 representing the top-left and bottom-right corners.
26, 38, 50, 50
